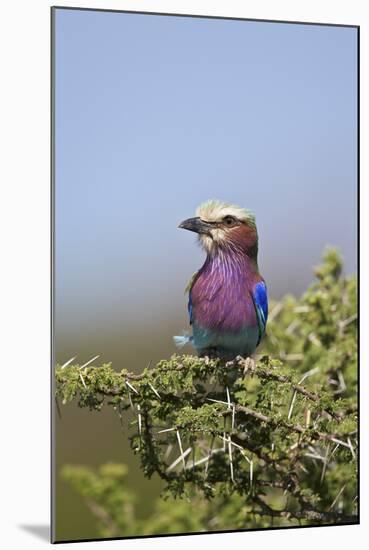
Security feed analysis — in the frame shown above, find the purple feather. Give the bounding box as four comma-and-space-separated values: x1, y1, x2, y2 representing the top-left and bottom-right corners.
190, 251, 260, 333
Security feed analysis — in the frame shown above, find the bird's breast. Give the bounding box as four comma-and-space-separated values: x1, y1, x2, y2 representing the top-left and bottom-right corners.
190, 262, 257, 333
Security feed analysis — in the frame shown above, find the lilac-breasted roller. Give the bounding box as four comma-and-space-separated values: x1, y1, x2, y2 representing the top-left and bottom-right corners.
174, 200, 268, 359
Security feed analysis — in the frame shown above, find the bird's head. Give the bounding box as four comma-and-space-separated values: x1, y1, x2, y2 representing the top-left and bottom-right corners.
179, 199, 258, 259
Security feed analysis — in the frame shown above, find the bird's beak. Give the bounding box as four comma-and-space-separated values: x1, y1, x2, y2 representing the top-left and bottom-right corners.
178, 217, 213, 236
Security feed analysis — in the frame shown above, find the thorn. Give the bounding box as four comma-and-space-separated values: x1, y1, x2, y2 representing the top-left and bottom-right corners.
205, 436, 215, 476
308, 333, 322, 347
127, 391, 134, 410
298, 463, 308, 474
286, 319, 300, 335
240, 449, 251, 464
238, 449, 253, 489
195, 455, 211, 467
125, 380, 139, 394
206, 398, 230, 406
226, 387, 231, 409
287, 391, 297, 420
305, 408, 311, 428
347, 437, 356, 460
338, 314, 357, 333
330, 438, 351, 449
176, 430, 186, 470
320, 443, 331, 484
60, 356, 76, 369
137, 404, 142, 435
335, 370, 347, 394
166, 446, 191, 472
79, 355, 100, 370
304, 452, 326, 462
299, 367, 320, 383
294, 306, 310, 313
164, 443, 173, 460
79, 372, 87, 389
330, 443, 340, 458
228, 436, 234, 483
288, 367, 319, 420
148, 382, 161, 399
268, 302, 284, 322
329, 484, 346, 510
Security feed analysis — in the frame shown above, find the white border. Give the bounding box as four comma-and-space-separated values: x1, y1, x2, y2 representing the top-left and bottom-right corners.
0, 1, 366, 548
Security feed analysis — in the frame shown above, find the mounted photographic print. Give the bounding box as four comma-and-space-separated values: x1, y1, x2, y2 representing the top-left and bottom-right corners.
51, 6, 359, 543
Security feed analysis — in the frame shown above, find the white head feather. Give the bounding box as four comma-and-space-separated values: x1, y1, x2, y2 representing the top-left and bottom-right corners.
196, 199, 255, 225
195, 199, 256, 253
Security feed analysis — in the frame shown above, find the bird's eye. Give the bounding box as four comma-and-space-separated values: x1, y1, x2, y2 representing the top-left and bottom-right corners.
223, 215, 237, 227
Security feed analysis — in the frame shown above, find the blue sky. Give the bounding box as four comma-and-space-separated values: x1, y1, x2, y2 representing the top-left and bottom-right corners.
54, 9, 357, 363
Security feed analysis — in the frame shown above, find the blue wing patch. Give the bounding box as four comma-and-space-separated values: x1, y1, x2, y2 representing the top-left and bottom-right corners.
186, 271, 199, 326
252, 281, 268, 344
188, 292, 193, 324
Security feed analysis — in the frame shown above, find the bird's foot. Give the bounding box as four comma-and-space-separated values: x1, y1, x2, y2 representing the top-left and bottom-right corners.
239, 356, 255, 377
199, 348, 224, 361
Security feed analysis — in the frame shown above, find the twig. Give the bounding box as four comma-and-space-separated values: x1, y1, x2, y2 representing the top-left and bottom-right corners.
252, 494, 356, 523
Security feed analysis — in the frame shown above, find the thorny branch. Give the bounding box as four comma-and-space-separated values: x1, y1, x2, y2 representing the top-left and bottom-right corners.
56, 352, 357, 526
56, 249, 358, 530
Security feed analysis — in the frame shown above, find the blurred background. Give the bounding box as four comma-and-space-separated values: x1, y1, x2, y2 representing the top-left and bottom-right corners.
54, 8, 357, 540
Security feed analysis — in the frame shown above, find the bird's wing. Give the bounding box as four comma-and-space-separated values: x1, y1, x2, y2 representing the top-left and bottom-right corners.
251, 280, 268, 344
185, 271, 199, 325
188, 292, 193, 324
185, 271, 198, 293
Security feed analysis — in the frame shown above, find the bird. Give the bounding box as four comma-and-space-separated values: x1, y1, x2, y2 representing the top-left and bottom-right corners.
174, 199, 268, 359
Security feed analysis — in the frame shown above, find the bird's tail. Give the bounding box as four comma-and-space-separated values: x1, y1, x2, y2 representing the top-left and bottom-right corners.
173, 333, 193, 348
